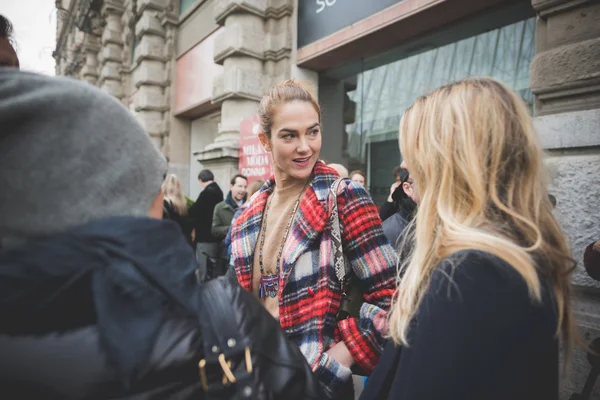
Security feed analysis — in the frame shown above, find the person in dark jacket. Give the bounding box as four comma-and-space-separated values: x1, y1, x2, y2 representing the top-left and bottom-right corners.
0, 69, 322, 400
584, 239, 600, 281
379, 165, 405, 222
188, 169, 223, 281
0, 69, 204, 398
362, 78, 576, 400
382, 168, 416, 249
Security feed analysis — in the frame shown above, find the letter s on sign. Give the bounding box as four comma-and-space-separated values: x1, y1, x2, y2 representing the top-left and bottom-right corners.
316, 0, 325, 13
316, 0, 337, 14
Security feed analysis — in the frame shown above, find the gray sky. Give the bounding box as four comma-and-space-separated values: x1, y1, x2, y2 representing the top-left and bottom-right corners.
2, 0, 56, 75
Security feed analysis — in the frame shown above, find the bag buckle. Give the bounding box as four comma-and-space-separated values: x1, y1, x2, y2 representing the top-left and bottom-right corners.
199, 346, 253, 391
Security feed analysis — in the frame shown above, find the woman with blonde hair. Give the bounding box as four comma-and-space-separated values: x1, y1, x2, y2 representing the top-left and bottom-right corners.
362, 78, 575, 400
161, 174, 189, 237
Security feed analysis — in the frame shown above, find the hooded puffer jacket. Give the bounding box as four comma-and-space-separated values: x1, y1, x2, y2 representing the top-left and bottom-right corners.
0, 217, 321, 400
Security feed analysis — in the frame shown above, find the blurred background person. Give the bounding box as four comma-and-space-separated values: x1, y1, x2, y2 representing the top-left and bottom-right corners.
209, 174, 248, 277
224, 179, 264, 259
0, 15, 19, 68
327, 163, 349, 178
379, 165, 404, 222
212, 174, 248, 243
161, 174, 190, 241
584, 239, 600, 281
224, 179, 265, 278
349, 170, 367, 190
188, 169, 222, 282
363, 78, 575, 400
381, 168, 416, 249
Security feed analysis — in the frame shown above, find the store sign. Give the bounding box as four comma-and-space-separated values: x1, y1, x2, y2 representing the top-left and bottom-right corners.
298, 0, 403, 48
239, 115, 273, 182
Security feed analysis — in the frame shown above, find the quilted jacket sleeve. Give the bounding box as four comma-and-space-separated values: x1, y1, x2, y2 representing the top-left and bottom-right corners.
337, 180, 398, 373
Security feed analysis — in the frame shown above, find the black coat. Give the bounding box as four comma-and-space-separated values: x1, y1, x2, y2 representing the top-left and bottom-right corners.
361, 250, 559, 400
382, 199, 415, 249
163, 199, 190, 238
189, 182, 223, 244
0, 217, 322, 399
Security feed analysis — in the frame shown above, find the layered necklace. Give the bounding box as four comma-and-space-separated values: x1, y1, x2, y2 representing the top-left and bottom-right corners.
257, 182, 308, 298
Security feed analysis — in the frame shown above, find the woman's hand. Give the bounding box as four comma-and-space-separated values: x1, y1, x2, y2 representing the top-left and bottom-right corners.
325, 341, 355, 369
387, 181, 401, 203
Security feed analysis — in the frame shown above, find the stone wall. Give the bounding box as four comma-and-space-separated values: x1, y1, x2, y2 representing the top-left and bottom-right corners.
54, 0, 188, 192
531, 0, 600, 398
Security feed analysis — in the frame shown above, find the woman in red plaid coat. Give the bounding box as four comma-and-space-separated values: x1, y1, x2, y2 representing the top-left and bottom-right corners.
230, 80, 398, 399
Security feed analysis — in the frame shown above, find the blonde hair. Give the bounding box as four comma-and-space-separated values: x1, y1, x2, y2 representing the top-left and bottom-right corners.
161, 174, 187, 216
389, 77, 575, 363
327, 163, 349, 178
258, 79, 320, 138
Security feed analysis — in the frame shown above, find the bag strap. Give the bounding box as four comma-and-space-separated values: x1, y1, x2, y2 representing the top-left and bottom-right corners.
197, 279, 256, 398
329, 178, 351, 289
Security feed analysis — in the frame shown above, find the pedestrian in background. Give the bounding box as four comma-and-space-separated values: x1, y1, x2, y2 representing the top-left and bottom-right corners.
328, 163, 349, 178
363, 77, 576, 400
161, 174, 190, 240
230, 80, 397, 399
188, 169, 223, 282
349, 170, 367, 190
224, 179, 264, 262
381, 168, 416, 249
212, 174, 248, 242
379, 165, 404, 222
0, 15, 19, 68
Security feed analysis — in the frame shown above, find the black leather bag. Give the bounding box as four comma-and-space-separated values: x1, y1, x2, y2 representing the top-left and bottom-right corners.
196, 277, 323, 400
204, 253, 230, 281
128, 258, 323, 400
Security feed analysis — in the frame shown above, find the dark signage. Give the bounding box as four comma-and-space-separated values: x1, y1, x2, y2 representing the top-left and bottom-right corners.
297, 0, 403, 48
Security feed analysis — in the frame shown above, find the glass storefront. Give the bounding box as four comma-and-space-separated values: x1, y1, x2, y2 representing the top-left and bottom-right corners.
340, 17, 536, 204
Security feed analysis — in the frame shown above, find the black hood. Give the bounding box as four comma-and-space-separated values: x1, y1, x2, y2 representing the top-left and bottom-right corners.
0, 216, 199, 382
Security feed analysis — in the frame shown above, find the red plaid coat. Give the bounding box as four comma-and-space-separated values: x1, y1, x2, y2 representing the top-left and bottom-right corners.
230, 162, 397, 398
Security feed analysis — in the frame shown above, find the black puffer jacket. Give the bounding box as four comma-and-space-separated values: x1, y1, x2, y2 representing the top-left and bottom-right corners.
0, 217, 321, 399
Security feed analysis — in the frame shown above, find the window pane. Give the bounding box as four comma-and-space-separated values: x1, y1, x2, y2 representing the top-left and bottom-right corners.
180, 0, 196, 15
346, 17, 536, 204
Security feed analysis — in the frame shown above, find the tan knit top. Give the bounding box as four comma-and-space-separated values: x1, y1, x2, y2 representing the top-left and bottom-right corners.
252, 178, 307, 320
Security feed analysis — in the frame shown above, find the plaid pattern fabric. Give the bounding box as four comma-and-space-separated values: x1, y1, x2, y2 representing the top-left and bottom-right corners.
230, 161, 398, 398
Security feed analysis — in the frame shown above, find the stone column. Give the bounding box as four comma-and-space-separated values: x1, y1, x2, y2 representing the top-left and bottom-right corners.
193, 0, 267, 187
99, 0, 125, 99
530, 1, 600, 399
80, 35, 101, 85
197, 0, 297, 188
132, 0, 173, 151
120, 0, 137, 106
264, 0, 294, 89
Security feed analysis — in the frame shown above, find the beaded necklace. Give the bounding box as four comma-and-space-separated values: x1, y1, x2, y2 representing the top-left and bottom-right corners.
257, 183, 307, 298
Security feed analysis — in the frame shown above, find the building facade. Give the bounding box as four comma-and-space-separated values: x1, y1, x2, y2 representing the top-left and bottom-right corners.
55, 0, 600, 397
